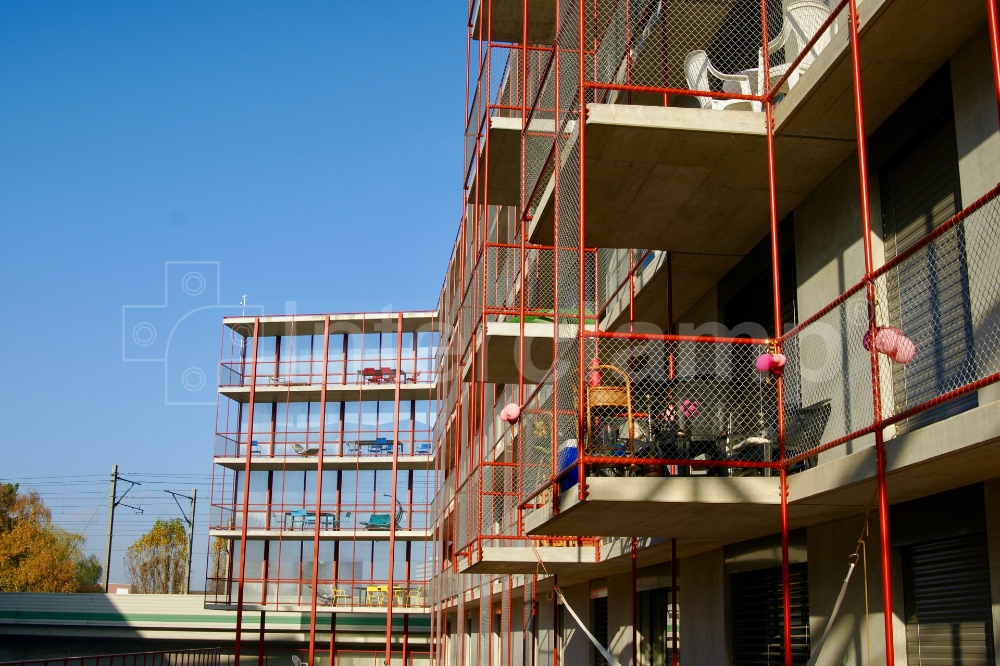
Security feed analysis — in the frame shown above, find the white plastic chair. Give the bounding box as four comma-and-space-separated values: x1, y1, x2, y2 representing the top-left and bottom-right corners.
684, 50, 755, 111
759, 0, 834, 92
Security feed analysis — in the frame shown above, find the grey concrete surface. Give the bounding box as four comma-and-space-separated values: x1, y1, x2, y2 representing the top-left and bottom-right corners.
678, 548, 726, 666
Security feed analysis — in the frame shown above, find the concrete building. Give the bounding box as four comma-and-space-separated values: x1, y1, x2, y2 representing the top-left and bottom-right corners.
209, 312, 439, 664
430, 0, 1000, 665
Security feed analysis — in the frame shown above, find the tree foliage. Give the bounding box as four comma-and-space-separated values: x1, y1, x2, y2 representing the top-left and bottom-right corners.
0, 483, 103, 592
124, 518, 188, 594
207, 536, 230, 595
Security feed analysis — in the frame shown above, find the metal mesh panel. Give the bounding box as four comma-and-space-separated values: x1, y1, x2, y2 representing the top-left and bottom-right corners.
876, 192, 1000, 422
518, 374, 556, 504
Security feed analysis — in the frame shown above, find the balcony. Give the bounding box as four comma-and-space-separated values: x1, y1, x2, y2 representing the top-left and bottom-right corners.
470, 0, 557, 44
205, 577, 430, 613
524, 0, 986, 275
210, 503, 433, 542
518, 186, 1000, 544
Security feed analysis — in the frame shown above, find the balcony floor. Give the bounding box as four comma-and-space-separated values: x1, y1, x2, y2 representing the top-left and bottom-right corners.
458, 545, 599, 575
210, 528, 432, 542
219, 382, 436, 403
214, 455, 433, 471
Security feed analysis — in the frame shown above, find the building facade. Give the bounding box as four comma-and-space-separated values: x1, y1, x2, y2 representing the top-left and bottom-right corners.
209, 312, 439, 664
429, 0, 1000, 664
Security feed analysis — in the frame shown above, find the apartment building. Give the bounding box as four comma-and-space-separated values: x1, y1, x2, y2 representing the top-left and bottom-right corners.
208, 312, 440, 664
430, 0, 1000, 664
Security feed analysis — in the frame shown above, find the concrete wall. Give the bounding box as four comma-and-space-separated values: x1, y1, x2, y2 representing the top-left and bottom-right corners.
678, 548, 726, 666
792, 152, 886, 461
608, 571, 635, 666
537, 590, 555, 666
951, 28, 1000, 407
560, 582, 591, 666
806, 515, 907, 666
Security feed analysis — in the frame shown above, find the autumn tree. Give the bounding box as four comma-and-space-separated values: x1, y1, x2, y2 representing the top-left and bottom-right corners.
0, 483, 103, 592
124, 518, 188, 594
206, 536, 230, 595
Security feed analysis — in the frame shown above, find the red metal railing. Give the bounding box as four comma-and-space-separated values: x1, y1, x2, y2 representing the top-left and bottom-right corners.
0, 649, 222, 666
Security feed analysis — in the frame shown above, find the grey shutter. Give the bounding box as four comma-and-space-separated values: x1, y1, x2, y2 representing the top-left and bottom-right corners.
732, 563, 810, 665
903, 533, 995, 666
879, 111, 976, 432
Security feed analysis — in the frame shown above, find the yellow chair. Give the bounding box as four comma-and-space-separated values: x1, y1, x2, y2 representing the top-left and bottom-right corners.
365, 584, 388, 606
585, 365, 635, 455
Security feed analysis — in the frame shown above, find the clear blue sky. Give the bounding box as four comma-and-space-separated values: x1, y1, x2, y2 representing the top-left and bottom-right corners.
0, 2, 464, 586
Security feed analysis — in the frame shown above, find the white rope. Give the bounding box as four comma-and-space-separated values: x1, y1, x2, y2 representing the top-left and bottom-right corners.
806, 556, 857, 666
554, 586, 624, 666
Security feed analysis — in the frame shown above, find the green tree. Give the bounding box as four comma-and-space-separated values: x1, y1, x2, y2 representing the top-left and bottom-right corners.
124, 518, 188, 594
0, 483, 103, 592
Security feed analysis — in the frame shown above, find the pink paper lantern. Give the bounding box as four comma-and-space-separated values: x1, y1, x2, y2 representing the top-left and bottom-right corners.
755, 353, 774, 373
500, 403, 521, 423
891, 335, 916, 364
681, 399, 700, 418
771, 353, 787, 377
875, 327, 903, 356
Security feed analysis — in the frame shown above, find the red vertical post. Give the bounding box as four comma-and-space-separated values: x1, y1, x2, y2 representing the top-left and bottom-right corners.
308, 316, 332, 666
760, 0, 791, 654
384, 313, 405, 664
844, 0, 895, 660
577, 0, 589, 505
329, 612, 337, 666
987, 0, 1000, 119
631, 537, 638, 666
258, 611, 266, 666
234, 317, 261, 665
670, 537, 677, 666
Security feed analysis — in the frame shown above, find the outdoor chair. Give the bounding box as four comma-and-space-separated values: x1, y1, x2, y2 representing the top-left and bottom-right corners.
758, 0, 834, 93
291, 443, 320, 456
784, 398, 832, 471
684, 50, 756, 111
361, 496, 404, 530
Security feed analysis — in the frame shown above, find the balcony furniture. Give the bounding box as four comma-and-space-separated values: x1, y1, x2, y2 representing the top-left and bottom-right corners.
414, 442, 431, 455
356, 438, 397, 456
684, 50, 756, 111
283, 510, 346, 530
250, 440, 261, 455
785, 399, 832, 471
291, 443, 320, 456
358, 367, 407, 384
361, 498, 404, 531
584, 364, 635, 457
756, 0, 834, 94
317, 588, 350, 606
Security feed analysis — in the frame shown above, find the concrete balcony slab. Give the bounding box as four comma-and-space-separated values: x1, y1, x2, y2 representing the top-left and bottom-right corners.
214, 455, 433, 472
224, 311, 438, 337
471, 0, 557, 44
458, 545, 599, 575
219, 382, 436, 403
209, 528, 432, 542
774, 0, 985, 142
469, 116, 523, 207
462, 321, 556, 384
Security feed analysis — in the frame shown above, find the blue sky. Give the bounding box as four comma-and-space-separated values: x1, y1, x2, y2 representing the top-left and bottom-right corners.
0, 2, 464, 586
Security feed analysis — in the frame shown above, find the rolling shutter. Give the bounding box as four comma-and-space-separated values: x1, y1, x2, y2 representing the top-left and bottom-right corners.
903, 533, 995, 666
592, 596, 609, 666
732, 562, 810, 665
879, 110, 976, 432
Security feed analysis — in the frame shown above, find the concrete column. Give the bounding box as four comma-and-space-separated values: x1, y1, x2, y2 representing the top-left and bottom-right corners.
560, 582, 591, 666
807, 515, 908, 666
537, 588, 555, 666
951, 28, 1000, 407
608, 572, 634, 666
678, 548, 726, 666
984, 479, 1000, 661
511, 594, 524, 666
